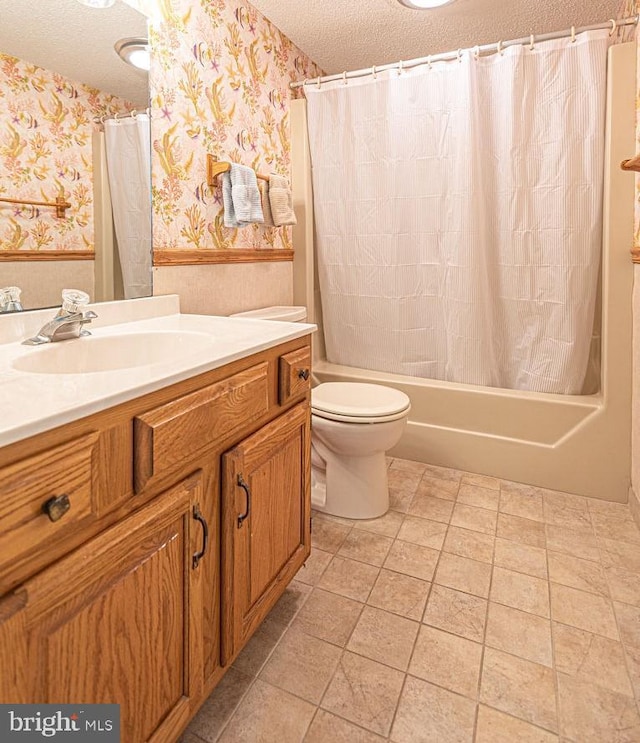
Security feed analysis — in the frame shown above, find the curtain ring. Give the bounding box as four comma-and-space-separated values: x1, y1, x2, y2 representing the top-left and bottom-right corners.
398, 59, 404, 75
130, 109, 137, 119
473, 45, 480, 61
316, 75, 321, 89
342, 71, 347, 85
608, 18, 617, 36
457, 48, 462, 63
427, 55, 432, 70
570, 25, 576, 43
372, 65, 377, 79
529, 34, 535, 51
113, 112, 119, 123
497, 40, 504, 56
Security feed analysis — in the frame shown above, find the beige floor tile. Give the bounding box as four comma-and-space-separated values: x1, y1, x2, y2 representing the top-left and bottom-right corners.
185, 668, 252, 742
450, 503, 497, 535
423, 463, 463, 482
497, 513, 546, 548
588, 499, 633, 518
493, 538, 548, 579
293, 589, 363, 647
480, 647, 558, 732
475, 705, 559, 743
259, 627, 342, 704
490, 566, 550, 618
485, 603, 553, 666
590, 512, 640, 545
391, 676, 476, 743
388, 466, 424, 493
542, 501, 592, 530
367, 569, 430, 620
423, 584, 488, 642
549, 584, 618, 640
552, 623, 633, 697
313, 510, 357, 528
557, 673, 640, 743
347, 605, 419, 671
546, 524, 599, 561
499, 489, 544, 523
457, 484, 500, 511
354, 510, 405, 538
267, 581, 312, 626
397, 515, 447, 550
461, 472, 500, 490
623, 642, 640, 699
435, 552, 492, 598
218, 679, 316, 743
542, 490, 588, 513
384, 540, 439, 581
338, 530, 393, 567
389, 488, 414, 513
390, 458, 427, 475
613, 601, 640, 649
547, 551, 609, 597
416, 475, 459, 501
304, 710, 385, 743
178, 733, 205, 743
317, 556, 380, 602
232, 614, 289, 677
312, 518, 351, 553
409, 625, 482, 698
321, 651, 404, 736
297, 548, 332, 586
407, 494, 454, 523
598, 537, 640, 573
605, 565, 640, 606
444, 526, 495, 563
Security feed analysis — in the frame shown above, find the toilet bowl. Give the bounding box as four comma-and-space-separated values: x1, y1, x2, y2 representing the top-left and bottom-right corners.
229, 306, 411, 519
311, 382, 410, 519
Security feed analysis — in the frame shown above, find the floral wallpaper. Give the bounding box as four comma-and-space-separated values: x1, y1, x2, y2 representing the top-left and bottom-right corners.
149, 0, 322, 251
0, 53, 133, 253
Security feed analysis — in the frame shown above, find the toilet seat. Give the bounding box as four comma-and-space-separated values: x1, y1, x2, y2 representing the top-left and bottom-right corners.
312, 382, 411, 424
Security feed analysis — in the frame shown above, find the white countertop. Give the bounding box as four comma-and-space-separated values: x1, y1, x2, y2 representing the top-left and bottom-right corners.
0, 296, 315, 448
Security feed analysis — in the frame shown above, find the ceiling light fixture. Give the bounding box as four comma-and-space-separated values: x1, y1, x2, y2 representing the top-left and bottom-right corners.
76, 0, 116, 8
398, 0, 456, 8
115, 37, 151, 71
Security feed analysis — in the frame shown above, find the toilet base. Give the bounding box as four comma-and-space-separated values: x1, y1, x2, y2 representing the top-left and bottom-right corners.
311, 452, 389, 520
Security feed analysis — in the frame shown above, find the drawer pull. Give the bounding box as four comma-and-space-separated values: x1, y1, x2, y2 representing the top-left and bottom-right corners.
42, 494, 71, 522
237, 475, 251, 528
297, 368, 310, 381
192, 504, 208, 569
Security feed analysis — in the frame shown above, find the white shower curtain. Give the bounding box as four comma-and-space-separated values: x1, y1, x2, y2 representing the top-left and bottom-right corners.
104, 115, 152, 299
305, 31, 609, 394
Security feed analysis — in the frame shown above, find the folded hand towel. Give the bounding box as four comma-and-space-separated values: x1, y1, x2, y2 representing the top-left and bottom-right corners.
221, 163, 264, 228
259, 179, 274, 226
268, 174, 297, 226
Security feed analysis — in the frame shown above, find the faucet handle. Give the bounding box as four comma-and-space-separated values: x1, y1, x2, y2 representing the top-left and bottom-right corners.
61, 289, 90, 314
0, 286, 23, 312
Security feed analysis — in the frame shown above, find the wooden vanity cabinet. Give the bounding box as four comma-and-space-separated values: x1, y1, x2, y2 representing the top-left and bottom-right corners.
0, 336, 312, 743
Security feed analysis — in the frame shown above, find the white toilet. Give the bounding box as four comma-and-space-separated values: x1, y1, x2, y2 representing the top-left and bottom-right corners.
230, 306, 411, 519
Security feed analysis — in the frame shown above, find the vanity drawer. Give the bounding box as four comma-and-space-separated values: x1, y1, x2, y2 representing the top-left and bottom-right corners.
0, 431, 100, 590
134, 362, 270, 492
279, 346, 311, 405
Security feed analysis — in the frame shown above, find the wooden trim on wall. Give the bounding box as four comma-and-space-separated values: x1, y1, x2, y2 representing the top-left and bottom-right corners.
631, 248, 640, 264
0, 251, 94, 262
153, 249, 294, 266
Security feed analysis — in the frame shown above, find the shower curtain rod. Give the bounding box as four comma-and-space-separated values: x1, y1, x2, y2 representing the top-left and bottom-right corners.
93, 108, 151, 125
289, 15, 638, 89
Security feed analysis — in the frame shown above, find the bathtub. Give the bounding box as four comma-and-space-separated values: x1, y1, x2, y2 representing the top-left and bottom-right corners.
291, 41, 635, 503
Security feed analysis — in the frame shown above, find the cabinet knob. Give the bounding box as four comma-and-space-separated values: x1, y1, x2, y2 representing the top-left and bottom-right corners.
297, 368, 310, 381
42, 494, 71, 522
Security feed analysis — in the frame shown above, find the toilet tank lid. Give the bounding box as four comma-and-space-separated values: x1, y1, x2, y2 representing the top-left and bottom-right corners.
230, 306, 307, 322
312, 382, 411, 418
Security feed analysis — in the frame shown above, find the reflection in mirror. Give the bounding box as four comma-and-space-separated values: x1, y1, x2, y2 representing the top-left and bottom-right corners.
0, 0, 152, 310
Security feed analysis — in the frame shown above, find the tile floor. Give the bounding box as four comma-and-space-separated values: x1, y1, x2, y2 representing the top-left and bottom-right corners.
181, 458, 640, 743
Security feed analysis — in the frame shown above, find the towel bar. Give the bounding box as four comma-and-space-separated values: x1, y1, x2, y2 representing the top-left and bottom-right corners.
206, 156, 269, 186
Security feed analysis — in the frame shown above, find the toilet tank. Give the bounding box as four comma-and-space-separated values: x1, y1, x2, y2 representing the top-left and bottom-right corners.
230, 306, 307, 322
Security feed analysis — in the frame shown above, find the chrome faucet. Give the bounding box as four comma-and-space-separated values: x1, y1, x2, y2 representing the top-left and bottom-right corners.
23, 290, 97, 346
0, 286, 23, 313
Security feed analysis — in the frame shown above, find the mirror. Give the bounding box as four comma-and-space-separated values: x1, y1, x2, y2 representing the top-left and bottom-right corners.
0, 0, 151, 311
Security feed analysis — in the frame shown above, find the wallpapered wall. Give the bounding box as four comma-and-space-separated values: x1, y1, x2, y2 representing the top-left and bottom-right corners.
0, 53, 132, 253
149, 0, 322, 252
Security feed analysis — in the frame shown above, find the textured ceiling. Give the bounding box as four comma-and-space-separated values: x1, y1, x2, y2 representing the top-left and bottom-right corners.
0, 0, 148, 106
250, 0, 623, 75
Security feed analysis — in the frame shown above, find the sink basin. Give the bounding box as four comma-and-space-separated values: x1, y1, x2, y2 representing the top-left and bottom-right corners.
12, 331, 212, 374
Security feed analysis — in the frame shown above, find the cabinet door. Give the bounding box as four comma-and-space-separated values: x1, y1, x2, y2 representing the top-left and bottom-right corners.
0, 473, 206, 743
221, 402, 311, 664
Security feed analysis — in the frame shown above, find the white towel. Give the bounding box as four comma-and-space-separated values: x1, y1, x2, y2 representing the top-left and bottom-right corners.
268, 174, 297, 226
221, 163, 264, 228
